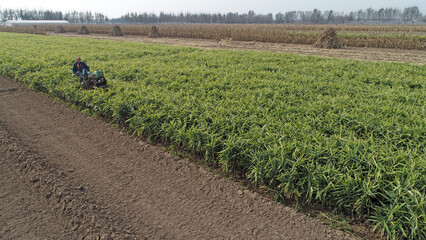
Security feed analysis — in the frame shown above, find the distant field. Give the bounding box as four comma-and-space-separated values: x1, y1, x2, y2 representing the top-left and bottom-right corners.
0, 32, 424, 239
1, 24, 425, 50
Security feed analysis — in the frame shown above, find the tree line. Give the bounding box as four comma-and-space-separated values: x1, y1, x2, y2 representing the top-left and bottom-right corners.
117, 7, 425, 24
1, 7, 424, 24
0, 9, 108, 23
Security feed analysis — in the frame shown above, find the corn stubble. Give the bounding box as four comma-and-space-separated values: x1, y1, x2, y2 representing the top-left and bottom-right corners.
2, 24, 424, 50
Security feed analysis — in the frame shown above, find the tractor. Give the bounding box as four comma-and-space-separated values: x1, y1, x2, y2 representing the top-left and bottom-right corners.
74, 69, 107, 89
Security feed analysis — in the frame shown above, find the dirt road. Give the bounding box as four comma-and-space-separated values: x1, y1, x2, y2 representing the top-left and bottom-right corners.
0, 77, 359, 240
48, 32, 426, 65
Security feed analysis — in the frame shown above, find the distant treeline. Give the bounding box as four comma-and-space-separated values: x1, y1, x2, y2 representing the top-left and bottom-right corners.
1, 7, 425, 24
0, 9, 109, 23
117, 7, 425, 24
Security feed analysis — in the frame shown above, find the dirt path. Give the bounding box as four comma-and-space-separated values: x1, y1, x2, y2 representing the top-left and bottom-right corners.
0, 77, 359, 240
0, 146, 76, 240
48, 32, 426, 65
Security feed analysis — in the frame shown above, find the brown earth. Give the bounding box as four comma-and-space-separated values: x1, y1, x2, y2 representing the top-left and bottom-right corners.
47, 32, 426, 65
0, 76, 359, 239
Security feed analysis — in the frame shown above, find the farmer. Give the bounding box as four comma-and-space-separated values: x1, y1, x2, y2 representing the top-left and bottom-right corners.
72, 57, 90, 75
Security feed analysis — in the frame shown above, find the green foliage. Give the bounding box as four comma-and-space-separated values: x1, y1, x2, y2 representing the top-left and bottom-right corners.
1, 32, 424, 239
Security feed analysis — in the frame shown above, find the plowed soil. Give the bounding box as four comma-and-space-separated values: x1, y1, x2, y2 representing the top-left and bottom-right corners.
48, 32, 426, 65
0, 76, 358, 239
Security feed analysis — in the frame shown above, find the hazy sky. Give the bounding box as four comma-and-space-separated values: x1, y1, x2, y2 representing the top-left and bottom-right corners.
1, 0, 425, 18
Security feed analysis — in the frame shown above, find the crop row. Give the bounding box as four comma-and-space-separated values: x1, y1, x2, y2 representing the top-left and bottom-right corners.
0, 32, 424, 239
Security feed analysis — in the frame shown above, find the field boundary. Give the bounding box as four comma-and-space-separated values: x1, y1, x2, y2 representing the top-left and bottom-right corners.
47, 32, 426, 65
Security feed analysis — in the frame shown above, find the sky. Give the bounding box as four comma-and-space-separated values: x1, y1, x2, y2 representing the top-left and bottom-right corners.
0, 0, 425, 18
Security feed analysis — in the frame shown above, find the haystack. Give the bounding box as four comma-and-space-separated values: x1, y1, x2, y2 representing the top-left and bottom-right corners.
78, 26, 89, 35
55, 25, 66, 33
148, 26, 161, 38
314, 28, 340, 49
111, 25, 123, 36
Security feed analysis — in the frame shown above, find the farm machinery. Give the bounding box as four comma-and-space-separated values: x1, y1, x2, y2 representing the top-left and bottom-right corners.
74, 69, 107, 89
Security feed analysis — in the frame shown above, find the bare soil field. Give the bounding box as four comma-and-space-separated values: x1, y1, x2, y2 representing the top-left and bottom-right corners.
48, 32, 426, 65
0, 76, 358, 239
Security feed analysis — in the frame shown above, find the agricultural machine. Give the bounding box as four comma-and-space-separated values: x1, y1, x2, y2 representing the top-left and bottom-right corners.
74, 69, 107, 89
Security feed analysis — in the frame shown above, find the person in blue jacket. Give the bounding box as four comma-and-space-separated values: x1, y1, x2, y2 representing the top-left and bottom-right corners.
72, 57, 90, 75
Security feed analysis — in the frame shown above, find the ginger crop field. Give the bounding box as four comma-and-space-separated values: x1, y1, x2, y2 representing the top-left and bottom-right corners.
0, 32, 425, 239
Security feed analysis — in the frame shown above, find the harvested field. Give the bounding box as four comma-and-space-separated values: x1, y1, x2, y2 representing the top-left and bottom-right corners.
3, 24, 425, 50
48, 32, 426, 65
